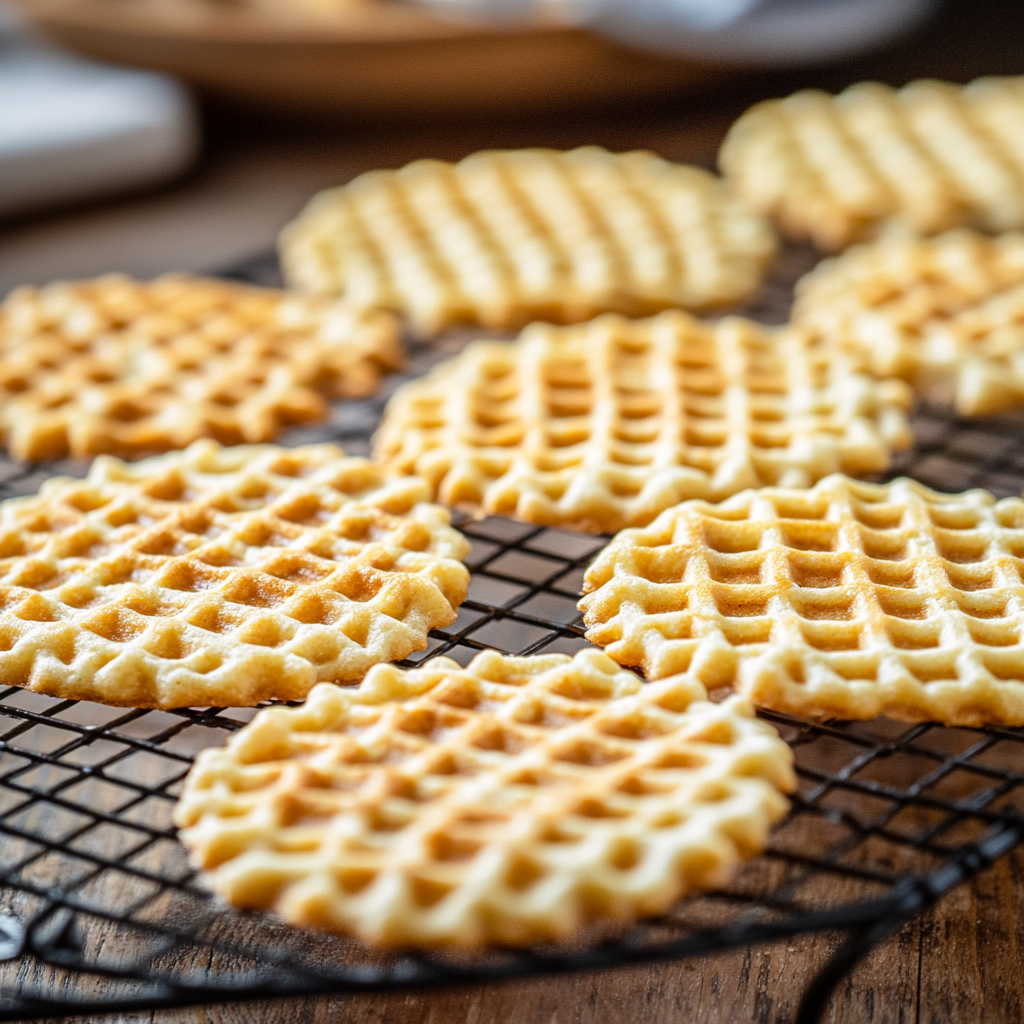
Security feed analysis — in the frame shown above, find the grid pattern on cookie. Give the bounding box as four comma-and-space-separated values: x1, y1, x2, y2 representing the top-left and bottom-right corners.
580, 474, 1024, 726
174, 649, 794, 948
0, 274, 402, 461
0, 441, 469, 708
719, 76, 1024, 251
373, 310, 913, 533
793, 230, 1024, 416
279, 146, 776, 334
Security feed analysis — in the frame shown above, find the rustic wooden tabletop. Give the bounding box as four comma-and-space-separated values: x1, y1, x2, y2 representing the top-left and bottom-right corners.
4, 1, 1024, 1021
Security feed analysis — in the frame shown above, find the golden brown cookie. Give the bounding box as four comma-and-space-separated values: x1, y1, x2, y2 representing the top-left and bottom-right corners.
0, 441, 468, 708
373, 310, 912, 533
720, 77, 1024, 250
280, 147, 776, 334
0, 274, 401, 461
580, 475, 1024, 726
174, 649, 794, 947
793, 230, 1024, 415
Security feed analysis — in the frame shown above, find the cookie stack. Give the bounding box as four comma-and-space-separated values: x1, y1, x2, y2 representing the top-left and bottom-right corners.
8, 95, 1024, 947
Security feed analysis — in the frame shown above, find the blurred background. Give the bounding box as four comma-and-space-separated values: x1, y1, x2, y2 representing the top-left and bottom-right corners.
0, 0, 1022, 295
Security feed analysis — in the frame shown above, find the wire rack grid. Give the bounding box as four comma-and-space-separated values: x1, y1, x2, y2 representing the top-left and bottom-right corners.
0, 249, 1023, 1024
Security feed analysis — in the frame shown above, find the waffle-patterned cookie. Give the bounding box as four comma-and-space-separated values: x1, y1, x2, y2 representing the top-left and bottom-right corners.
0, 441, 468, 708
581, 475, 1024, 726
174, 649, 794, 948
0, 274, 402, 461
720, 77, 1024, 251
373, 311, 912, 533
279, 146, 776, 335
793, 230, 1024, 416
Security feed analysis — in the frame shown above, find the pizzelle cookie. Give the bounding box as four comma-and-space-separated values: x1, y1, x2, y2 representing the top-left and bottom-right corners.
174, 649, 794, 948
793, 230, 1024, 416
580, 475, 1024, 726
0, 274, 402, 461
0, 441, 468, 708
720, 76, 1024, 250
373, 310, 912, 533
279, 146, 776, 334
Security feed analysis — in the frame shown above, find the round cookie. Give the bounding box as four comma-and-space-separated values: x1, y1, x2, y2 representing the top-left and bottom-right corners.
0, 273, 401, 461
280, 146, 776, 334
793, 230, 1024, 416
580, 474, 1024, 726
720, 76, 1024, 251
174, 649, 794, 948
373, 310, 912, 533
0, 441, 469, 707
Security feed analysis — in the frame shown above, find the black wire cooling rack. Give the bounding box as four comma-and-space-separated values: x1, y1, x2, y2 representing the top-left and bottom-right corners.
0, 249, 1023, 1024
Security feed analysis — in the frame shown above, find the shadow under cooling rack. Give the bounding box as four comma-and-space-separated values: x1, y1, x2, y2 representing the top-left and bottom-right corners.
0, 249, 1023, 1023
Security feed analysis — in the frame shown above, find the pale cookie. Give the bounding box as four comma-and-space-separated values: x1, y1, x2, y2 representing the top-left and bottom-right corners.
580, 475, 1024, 726
0, 441, 468, 708
793, 230, 1024, 416
279, 146, 776, 334
373, 310, 912, 534
0, 274, 402, 461
174, 649, 794, 948
720, 76, 1024, 251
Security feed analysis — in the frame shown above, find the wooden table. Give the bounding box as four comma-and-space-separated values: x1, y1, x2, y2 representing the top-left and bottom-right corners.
4, 1, 1024, 1020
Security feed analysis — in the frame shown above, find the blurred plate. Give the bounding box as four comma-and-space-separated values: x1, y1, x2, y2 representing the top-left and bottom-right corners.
10, 0, 717, 116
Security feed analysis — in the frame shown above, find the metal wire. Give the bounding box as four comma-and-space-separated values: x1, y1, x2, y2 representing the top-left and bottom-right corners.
0, 249, 1022, 1022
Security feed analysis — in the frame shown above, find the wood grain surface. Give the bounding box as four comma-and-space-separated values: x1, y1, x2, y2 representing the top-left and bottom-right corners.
4, 2, 1024, 1021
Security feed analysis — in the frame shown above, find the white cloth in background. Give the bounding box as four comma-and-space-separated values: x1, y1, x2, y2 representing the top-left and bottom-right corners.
0, 3, 199, 219
417, 0, 940, 66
